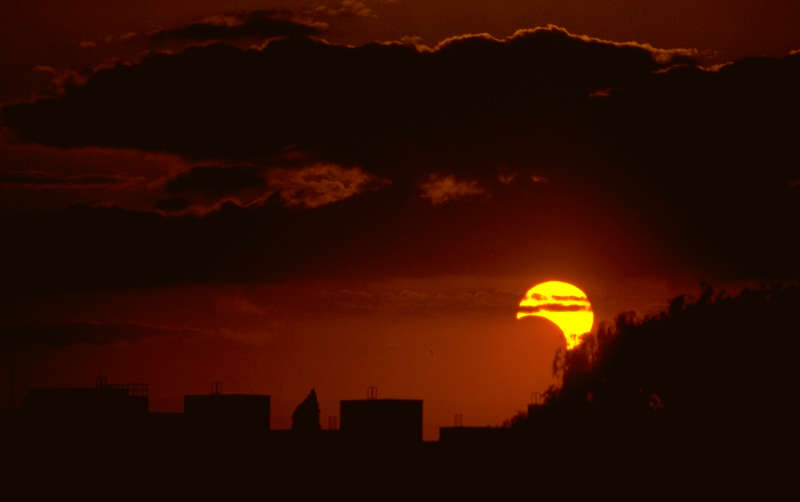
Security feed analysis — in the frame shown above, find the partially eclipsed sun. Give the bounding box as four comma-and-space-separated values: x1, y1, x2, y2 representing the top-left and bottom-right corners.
517, 281, 594, 350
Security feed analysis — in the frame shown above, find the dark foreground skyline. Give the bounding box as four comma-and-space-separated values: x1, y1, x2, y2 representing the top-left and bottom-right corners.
4, 284, 796, 496
5, 284, 798, 437
2, 1, 799, 447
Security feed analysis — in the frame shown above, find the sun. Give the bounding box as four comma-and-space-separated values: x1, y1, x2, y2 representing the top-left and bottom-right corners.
516, 281, 594, 349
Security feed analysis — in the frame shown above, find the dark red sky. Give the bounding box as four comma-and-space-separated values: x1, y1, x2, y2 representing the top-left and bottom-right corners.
2, 1, 799, 439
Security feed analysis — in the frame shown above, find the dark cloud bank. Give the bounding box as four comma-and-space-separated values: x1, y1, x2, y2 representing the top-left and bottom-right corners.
150, 10, 326, 46
2, 26, 799, 297
165, 165, 266, 196
5, 26, 688, 161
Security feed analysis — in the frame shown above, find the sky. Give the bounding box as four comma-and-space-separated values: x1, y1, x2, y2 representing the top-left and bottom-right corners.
2, 1, 799, 439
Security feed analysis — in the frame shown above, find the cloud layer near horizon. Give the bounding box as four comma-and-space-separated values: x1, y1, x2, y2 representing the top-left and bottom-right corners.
1, 322, 198, 350
1, 24, 799, 299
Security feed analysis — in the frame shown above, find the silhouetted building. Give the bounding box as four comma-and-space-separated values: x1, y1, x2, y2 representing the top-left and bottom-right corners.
340, 398, 423, 444
292, 389, 321, 432
184, 392, 270, 431
439, 426, 513, 447
24, 377, 149, 420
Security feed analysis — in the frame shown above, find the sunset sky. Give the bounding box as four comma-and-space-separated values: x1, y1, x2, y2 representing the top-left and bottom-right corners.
2, 1, 799, 439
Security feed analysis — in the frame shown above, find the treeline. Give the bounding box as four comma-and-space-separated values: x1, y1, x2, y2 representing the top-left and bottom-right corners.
512, 284, 800, 448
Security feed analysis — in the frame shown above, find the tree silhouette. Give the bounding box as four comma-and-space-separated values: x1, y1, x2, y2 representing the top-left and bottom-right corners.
513, 284, 800, 450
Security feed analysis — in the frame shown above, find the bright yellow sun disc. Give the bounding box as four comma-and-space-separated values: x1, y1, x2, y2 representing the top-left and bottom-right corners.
516, 281, 593, 349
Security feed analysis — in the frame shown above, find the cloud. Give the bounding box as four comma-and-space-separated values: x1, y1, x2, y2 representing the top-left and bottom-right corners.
0, 171, 123, 187
422, 25, 699, 65
166, 165, 266, 195
3, 26, 690, 161
551, 295, 589, 302
1, 322, 197, 350
0, 129, 187, 210
497, 172, 516, 184
267, 163, 388, 208
315, 281, 521, 315
150, 10, 326, 45
155, 162, 386, 212
420, 174, 485, 205
157, 164, 270, 213
313, 1, 378, 19
588, 88, 612, 98
155, 197, 191, 212
2, 27, 800, 294
528, 294, 588, 302
1, 123, 388, 213
518, 304, 591, 313
32, 65, 88, 93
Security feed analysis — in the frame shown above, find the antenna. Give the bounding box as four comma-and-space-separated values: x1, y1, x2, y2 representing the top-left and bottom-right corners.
531, 391, 543, 405
367, 386, 378, 400
212, 381, 223, 395
454, 413, 463, 427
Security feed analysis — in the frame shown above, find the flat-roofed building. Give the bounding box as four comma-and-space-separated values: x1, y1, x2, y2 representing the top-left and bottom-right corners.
183, 393, 271, 431
340, 398, 423, 445
24, 378, 148, 419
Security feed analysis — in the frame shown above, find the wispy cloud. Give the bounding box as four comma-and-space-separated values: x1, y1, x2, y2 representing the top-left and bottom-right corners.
268, 163, 388, 208
420, 173, 485, 205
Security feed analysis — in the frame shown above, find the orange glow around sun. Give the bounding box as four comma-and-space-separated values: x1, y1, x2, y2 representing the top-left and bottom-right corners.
516, 281, 594, 349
